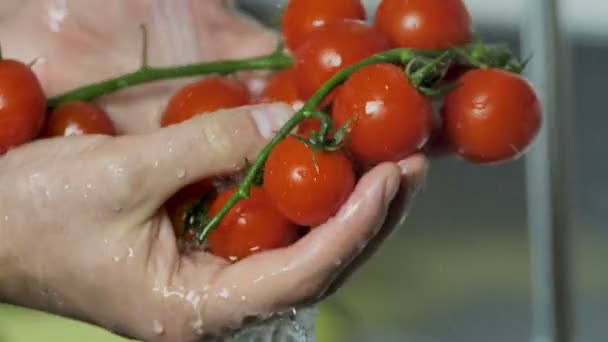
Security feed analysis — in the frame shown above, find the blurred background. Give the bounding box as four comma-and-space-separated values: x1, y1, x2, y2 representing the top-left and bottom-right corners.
1, 0, 606, 341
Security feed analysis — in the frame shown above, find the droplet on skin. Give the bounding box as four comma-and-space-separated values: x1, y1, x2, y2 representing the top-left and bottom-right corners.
63, 184, 70, 190
86, 184, 93, 190
217, 288, 230, 299
113, 256, 121, 263
240, 296, 247, 302
3, 216, 8, 222
176, 169, 187, 179
153, 161, 160, 168
128, 248, 134, 258
334, 259, 343, 267
153, 320, 165, 335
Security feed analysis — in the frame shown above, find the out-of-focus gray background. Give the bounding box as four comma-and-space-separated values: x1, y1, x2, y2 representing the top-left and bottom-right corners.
240, 0, 608, 341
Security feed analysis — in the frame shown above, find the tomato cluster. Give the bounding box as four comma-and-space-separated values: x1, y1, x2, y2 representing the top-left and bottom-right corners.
0, 0, 542, 263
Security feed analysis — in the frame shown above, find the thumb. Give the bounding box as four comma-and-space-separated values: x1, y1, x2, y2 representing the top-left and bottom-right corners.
120, 103, 293, 207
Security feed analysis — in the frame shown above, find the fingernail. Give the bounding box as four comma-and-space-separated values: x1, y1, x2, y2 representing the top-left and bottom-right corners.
250, 103, 294, 139
398, 158, 429, 195
383, 171, 401, 206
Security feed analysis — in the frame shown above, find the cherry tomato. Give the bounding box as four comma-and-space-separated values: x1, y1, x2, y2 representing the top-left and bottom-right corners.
282, 0, 367, 51
44, 101, 116, 137
165, 180, 216, 241
441, 68, 542, 164
161, 76, 251, 127
375, 0, 473, 50
208, 186, 298, 261
294, 19, 391, 99
257, 68, 305, 111
298, 119, 323, 136
264, 137, 355, 227
333, 63, 434, 166
0, 59, 46, 154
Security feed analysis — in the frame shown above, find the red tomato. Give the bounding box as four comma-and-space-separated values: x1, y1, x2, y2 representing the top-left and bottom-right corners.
375, 0, 473, 50
165, 180, 216, 240
258, 68, 305, 111
333, 63, 434, 166
441, 68, 542, 164
44, 101, 116, 137
264, 137, 355, 227
298, 119, 323, 136
294, 19, 391, 99
208, 186, 298, 261
282, 0, 367, 51
161, 76, 251, 127
0, 59, 46, 154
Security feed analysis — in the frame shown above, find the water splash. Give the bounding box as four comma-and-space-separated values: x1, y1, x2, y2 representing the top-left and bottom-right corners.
231, 305, 319, 342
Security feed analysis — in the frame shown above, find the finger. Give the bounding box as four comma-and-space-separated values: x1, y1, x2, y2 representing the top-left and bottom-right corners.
323, 155, 429, 298
115, 103, 293, 206
200, 163, 403, 327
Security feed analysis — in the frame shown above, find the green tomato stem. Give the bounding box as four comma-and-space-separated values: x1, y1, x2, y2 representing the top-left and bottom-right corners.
47, 51, 295, 108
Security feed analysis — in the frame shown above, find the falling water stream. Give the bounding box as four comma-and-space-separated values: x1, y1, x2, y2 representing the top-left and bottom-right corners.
231, 306, 319, 342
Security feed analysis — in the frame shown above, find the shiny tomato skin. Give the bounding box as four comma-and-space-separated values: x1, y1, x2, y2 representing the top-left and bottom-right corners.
264, 137, 356, 227
333, 63, 434, 166
165, 180, 216, 240
294, 19, 391, 99
45, 101, 116, 137
282, 0, 367, 51
375, 0, 473, 50
0, 59, 46, 154
442, 68, 542, 164
258, 68, 305, 111
208, 187, 299, 261
161, 76, 251, 127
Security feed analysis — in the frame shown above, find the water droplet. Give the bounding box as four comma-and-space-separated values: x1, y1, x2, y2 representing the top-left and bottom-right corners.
176, 169, 187, 179
153, 160, 160, 168
334, 259, 343, 267
240, 295, 247, 302
217, 288, 230, 299
3, 216, 8, 222
191, 319, 203, 330
45, 190, 51, 197
86, 184, 93, 189
103, 239, 109, 245
153, 320, 165, 335
113, 256, 121, 263
63, 184, 70, 190
128, 248, 134, 258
